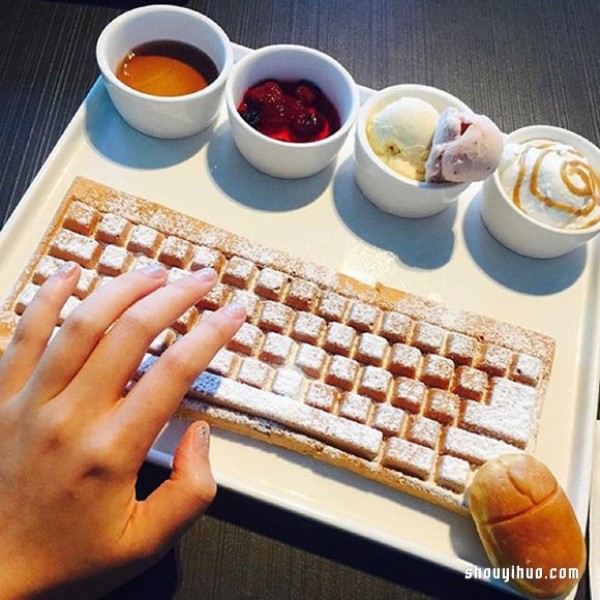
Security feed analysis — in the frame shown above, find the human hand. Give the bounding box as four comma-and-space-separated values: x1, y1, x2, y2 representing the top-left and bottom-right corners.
0, 262, 245, 599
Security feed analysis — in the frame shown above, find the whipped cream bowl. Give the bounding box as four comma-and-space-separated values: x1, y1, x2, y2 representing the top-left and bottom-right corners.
353, 84, 503, 219
480, 125, 600, 259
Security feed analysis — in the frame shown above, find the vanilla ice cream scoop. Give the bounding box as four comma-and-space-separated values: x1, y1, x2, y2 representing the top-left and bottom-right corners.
425, 107, 504, 183
366, 97, 439, 181
499, 140, 600, 229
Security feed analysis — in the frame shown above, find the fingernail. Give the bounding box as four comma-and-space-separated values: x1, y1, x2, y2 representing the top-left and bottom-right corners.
192, 267, 217, 282
222, 302, 246, 320
57, 261, 79, 279
139, 263, 166, 278
195, 422, 210, 454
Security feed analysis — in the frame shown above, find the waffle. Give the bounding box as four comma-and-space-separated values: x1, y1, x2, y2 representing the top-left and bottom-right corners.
1, 177, 555, 514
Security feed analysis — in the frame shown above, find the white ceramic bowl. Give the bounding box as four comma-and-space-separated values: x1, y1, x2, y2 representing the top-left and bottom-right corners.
354, 84, 472, 218
96, 5, 233, 139
225, 44, 360, 179
480, 125, 600, 259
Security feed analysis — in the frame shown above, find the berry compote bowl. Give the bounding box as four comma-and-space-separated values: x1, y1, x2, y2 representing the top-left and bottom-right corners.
225, 44, 359, 179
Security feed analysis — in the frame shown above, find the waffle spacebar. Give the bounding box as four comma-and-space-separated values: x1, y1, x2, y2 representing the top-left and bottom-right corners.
188, 371, 383, 460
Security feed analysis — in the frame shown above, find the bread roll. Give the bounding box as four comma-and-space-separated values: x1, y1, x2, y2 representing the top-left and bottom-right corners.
469, 453, 585, 598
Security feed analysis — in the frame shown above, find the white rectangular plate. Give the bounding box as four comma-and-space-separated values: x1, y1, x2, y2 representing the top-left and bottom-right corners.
1, 45, 597, 595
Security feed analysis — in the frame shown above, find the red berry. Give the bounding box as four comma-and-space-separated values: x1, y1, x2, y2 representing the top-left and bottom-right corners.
295, 83, 319, 105
261, 100, 289, 133
246, 80, 283, 108
290, 109, 326, 141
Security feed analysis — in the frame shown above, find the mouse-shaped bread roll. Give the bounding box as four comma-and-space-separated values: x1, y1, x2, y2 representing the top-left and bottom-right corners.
469, 453, 585, 598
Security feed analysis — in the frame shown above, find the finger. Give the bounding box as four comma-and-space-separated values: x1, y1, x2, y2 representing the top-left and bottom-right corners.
125, 422, 216, 559
26, 264, 168, 400
70, 268, 220, 403
0, 262, 80, 400
118, 303, 245, 452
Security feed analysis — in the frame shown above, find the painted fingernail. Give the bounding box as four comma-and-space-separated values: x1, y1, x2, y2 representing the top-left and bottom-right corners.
195, 421, 210, 454
139, 263, 166, 277
222, 302, 246, 320
192, 267, 217, 282
57, 261, 79, 279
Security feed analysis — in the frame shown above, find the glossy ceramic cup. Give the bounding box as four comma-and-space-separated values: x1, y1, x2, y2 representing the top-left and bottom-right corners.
480, 125, 600, 259
96, 4, 233, 139
225, 44, 360, 179
353, 84, 472, 218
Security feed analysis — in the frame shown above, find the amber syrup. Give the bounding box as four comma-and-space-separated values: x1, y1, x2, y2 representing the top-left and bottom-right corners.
117, 40, 218, 97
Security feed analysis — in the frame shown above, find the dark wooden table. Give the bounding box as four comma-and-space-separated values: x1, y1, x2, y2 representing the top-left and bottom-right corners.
0, 1, 597, 598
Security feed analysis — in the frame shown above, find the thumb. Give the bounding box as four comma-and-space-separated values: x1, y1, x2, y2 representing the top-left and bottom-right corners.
131, 421, 217, 557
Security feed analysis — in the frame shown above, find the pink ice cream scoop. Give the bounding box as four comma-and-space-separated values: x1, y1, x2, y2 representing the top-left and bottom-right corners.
425, 107, 504, 183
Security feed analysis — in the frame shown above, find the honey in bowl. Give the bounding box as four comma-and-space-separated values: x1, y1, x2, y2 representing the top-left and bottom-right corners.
116, 40, 219, 97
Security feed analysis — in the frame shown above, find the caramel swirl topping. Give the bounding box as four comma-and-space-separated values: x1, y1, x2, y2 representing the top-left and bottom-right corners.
512, 141, 600, 228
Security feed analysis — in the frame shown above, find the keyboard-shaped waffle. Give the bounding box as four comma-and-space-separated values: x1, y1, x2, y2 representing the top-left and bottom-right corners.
2, 178, 555, 514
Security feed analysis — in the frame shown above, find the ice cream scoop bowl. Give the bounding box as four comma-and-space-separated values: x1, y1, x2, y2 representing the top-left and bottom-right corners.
353, 84, 472, 218
480, 125, 600, 259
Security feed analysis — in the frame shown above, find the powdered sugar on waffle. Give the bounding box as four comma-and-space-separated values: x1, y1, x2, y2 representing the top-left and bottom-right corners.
1, 178, 557, 515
